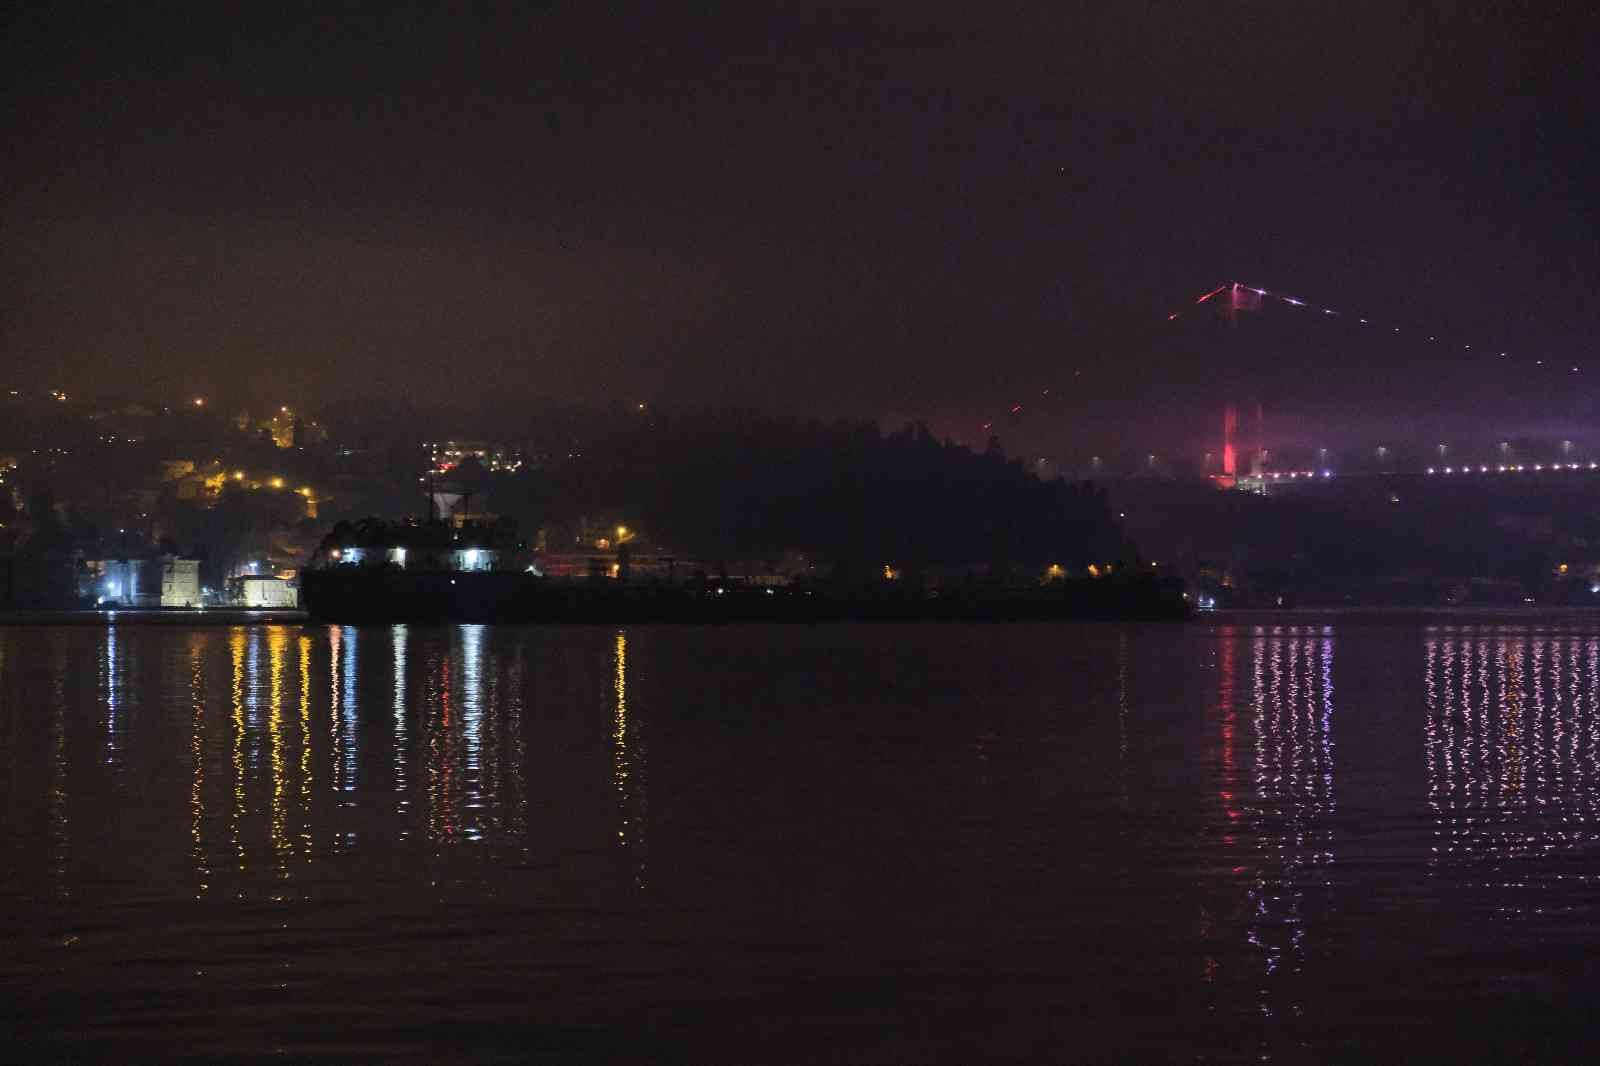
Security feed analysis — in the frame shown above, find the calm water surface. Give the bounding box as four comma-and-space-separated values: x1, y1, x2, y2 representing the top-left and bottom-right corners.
4, 619, 1600, 1062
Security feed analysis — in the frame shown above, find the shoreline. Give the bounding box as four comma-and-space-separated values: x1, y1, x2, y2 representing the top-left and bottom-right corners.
0, 608, 310, 626
5, 604, 1598, 627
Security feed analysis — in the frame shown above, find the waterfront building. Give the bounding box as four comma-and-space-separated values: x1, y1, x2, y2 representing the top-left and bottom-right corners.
92, 554, 202, 607
233, 575, 299, 608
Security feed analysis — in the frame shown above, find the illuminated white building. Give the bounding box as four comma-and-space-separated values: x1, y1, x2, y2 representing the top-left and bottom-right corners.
95, 555, 201, 607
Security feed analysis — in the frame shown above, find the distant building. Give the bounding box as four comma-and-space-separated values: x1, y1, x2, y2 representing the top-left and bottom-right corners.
312, 517, 529, 575
233, 575, 299, 608
93, 555, 202, 607
160, 557, 201, 606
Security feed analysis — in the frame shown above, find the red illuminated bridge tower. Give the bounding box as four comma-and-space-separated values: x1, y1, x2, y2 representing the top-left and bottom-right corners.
1210, 284, 1265, 489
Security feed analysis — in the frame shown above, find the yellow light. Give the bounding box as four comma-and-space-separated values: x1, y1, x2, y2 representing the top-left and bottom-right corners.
270, 477, 283, 489
616, 525, 629, 538
193, 397, 205, 406
233, 471, 244, 480
1087, 564, 1101, 578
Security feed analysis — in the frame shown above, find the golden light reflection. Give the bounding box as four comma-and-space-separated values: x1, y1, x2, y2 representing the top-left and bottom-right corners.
267, 627, 290, 879
298, 633, 313, 864
190, 636, 209, 897
230, 627, 247, 876
613, 628, 645, 888
329, 625, 341, 805
426, 639, 459, 845
614, 629, 629, 847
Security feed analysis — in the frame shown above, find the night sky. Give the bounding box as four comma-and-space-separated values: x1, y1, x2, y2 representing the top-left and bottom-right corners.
4, 2, 1597, 456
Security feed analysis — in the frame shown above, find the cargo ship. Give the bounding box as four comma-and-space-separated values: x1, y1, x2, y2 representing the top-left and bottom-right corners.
299, 519, 1191, 624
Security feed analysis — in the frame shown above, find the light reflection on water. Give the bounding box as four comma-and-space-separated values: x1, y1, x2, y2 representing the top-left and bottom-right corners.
1425, 629, 1600, 915
8, 620, 1600, 1061
1233, 629, 1337, 1019
393, 624, 409, 829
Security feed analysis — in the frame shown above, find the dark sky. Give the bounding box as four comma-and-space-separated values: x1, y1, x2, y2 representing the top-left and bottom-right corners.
4, 2, 1597, 456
